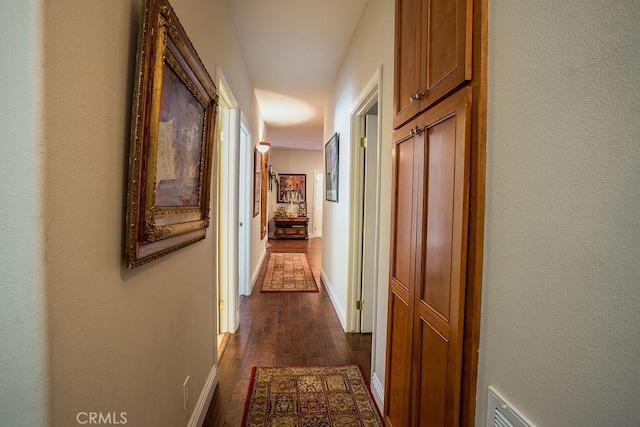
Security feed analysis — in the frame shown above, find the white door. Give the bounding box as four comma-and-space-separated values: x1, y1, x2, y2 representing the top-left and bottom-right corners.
360, 113, 378, 333
314, 171, 323, 237
238, 118, 251, 296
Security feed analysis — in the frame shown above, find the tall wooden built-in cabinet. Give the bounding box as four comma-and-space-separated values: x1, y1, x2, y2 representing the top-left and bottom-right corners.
384, 0, 487, 426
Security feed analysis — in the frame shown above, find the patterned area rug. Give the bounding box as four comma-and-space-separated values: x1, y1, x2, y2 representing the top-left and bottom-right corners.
242, 365, 383, 427
260, 253, 319, 293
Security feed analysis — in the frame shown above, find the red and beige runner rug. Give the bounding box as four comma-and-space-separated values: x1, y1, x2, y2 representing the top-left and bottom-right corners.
242, 365, 383, 426
260, 253, 319, 293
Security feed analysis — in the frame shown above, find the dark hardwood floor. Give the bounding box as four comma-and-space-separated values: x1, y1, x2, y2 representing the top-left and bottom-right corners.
203, 237, 372, 426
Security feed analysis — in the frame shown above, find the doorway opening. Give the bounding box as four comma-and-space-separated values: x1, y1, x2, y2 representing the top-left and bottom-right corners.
238, 115, 252, 297
347, 67, 382, 335
216, 69, 240, 357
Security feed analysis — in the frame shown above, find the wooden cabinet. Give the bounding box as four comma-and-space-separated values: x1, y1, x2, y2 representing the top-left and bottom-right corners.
385, 87, 471, 426
393, 0, 473, 128
273, 217, 309, 240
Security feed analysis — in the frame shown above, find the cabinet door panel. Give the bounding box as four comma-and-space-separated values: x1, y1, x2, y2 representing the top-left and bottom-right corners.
417, 320, 448, 427
414, 86, 471, 426
393, 0, 421, 128
420, 0, 472, 109
391, 137, 416, 289
386, 120, 422, 426
422, 115, 456, 320
384, 290, 411, 427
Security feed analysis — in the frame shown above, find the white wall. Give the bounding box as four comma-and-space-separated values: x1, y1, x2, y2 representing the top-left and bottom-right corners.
267, 147, 323, 237
323, 0, 395, 408
477, 1, 640, 425
41, 0, 261, 425
0, 1, 49, 426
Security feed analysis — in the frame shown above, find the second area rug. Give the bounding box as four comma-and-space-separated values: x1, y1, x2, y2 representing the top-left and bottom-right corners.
260, 252, 319, 293
242, 365, 383, 426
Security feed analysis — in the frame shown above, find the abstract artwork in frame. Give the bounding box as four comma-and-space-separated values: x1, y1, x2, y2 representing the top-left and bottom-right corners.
124, 0, 218, 269
277, 174, 306, 204
325, 132, 339, 202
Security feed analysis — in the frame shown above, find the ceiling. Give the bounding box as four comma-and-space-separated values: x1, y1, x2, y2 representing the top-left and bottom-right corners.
226, 0, 369, 151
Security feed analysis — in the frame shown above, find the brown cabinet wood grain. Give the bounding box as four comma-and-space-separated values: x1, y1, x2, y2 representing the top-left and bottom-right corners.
393, 0, 473, 129
273, 217, 309, 240
384, 86, 471, 426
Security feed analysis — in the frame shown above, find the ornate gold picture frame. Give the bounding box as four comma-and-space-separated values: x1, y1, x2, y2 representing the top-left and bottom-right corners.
125, 0, 218, 269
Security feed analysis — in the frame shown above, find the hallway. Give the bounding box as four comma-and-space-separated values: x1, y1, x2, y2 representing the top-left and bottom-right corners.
204, 238, 373, 425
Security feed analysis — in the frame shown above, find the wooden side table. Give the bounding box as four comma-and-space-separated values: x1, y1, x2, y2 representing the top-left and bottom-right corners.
273, 217, 309, 240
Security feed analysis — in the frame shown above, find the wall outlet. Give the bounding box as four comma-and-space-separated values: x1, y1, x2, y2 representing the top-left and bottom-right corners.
183, 376, 190, 410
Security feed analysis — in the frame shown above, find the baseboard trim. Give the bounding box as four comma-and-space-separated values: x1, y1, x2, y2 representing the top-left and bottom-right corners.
370, 371, 384, 412
320, 268, 347, 331
187, 363, 218, 427
250, 248, 267, 294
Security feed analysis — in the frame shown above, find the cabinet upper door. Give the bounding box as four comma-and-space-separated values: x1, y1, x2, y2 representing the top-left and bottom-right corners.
419, 0, 472, 110
393, 0, 422, 129
393, 0, 473, 129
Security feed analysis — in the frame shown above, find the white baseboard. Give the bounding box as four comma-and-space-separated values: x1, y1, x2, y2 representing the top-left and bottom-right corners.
320, 268, 347, 331
370, 371, 384, 412
187, 364, 218, 427
250, 248, 267, 294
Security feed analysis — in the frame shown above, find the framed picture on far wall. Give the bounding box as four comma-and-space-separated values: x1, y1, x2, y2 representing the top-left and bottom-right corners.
325, 132, 339, 202
277, 174, 306, 203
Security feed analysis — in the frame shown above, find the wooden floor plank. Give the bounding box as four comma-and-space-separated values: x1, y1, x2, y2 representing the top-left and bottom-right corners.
202, 238, 372, 426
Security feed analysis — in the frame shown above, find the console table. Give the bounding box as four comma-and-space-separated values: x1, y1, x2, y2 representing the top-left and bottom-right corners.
273, 217, 309, 240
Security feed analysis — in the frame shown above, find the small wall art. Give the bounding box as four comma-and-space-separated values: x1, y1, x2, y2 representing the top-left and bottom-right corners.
325, 133, 339, 202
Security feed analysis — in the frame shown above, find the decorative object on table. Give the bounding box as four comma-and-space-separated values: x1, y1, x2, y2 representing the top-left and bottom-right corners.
260, 253, 317, 292
277, 174, 306, 203
298, 202, 307, 217
253, 147, 261, 217
325, 132, 339, 202
242, 365, 383, 426
124, 0, 218, 269
273, 217, 309, 240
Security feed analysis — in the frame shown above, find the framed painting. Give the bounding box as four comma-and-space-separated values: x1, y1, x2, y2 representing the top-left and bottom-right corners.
253, 148, 261, 217
124, 0, 218, 269
325, 133, 339, 202
277, 174, 306, 203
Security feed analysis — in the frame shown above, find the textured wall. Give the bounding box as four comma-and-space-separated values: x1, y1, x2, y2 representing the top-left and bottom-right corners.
477, 0, 640, 425
0, 1, 49, 426
42, 0, 260, 425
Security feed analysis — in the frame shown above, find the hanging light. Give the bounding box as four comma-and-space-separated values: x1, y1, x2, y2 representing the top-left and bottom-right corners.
256, 136, 271, 154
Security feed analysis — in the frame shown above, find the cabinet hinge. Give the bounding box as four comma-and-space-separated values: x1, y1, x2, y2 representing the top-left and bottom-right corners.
356, 300, 364, 311
219, 299, 224, 310
360, 137, 367, 148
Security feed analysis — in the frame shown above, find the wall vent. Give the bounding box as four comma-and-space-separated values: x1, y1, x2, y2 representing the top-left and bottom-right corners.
487, 386, 533, 427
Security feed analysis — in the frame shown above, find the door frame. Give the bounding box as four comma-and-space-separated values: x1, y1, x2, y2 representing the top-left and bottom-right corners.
238, 113, 252, 296
346, 67, 382, 332
216, 67, 240, 336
